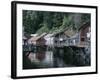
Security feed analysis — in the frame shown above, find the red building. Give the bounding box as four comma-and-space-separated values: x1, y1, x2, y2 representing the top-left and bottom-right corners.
28, 33, 47, 46
78, 22, 91, 46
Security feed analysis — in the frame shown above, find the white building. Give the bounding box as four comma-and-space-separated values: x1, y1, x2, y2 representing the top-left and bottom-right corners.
44, 34, 54, 47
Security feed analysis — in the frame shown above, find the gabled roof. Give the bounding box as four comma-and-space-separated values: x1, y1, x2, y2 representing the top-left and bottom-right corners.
51, 28, 69, 37
29, 33, 47, 41
78, 21, 90, 31
44, 34, 54, 38
64, 29, 76, 37
30, 34, 38, 37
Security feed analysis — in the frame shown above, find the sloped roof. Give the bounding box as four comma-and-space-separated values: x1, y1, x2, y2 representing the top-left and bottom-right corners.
51, 28, 69, 37
64, 29, 76, 37
78, 21, 90, 31
29, 33, 47, 41
30, 34, 38, 37
44, 34, 54, 38
29, 36, 40, 41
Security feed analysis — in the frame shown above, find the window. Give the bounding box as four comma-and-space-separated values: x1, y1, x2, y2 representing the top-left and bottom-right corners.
81, 38, 85, 41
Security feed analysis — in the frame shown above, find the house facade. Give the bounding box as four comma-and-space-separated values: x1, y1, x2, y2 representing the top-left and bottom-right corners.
28, 33, 47, 46
44, 34, 54, 47
78, 22, 90, 47
36, 37, 46, 46
53, 31, 69, 47
68, 33, 80, 46
65, 22, 90, 47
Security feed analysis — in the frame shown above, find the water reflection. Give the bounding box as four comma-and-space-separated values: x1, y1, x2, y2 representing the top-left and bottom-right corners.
23, 46, 90, 69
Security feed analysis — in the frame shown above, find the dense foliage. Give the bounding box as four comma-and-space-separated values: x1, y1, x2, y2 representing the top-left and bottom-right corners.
23, 10, 90, 35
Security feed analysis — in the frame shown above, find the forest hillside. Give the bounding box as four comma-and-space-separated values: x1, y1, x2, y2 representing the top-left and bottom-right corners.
23, 10, 90, 35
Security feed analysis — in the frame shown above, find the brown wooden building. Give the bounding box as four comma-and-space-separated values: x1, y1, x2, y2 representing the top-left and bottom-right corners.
53, 30, 70, 47
65, 22, 91, 47
78, 22, 91, 47
28, 33, 47, 46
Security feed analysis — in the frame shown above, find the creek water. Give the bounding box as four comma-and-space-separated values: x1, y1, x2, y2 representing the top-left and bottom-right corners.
23, 46, 90, 69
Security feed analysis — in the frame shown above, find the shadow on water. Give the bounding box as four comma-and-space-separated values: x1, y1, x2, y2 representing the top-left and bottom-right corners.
23, 45, 91, 69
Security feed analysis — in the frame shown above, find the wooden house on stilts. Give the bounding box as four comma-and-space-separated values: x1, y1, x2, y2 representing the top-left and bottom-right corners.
67, 21, 91, 47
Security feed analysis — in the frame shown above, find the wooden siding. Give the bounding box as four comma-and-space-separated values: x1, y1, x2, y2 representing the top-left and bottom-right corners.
36, 38, 46, 46
80, 26, 90, 42
53, 33, 69, 47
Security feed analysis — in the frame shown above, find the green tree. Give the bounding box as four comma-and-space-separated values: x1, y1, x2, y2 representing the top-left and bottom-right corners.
23, 10, 90, 34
